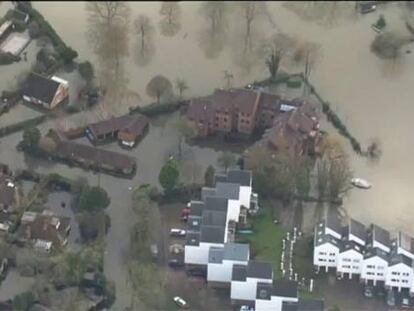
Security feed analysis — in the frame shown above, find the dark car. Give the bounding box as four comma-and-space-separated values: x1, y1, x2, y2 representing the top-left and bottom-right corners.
359, 2, 377, 14
186, 268, 206, 278
168, 259, 184, 268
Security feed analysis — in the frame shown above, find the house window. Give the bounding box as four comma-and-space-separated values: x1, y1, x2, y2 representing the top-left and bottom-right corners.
319, 259, 326, 262
366, 272, 374, 275
403, 272, 410, 276
377, 273, 383, 276
342, 265, 351, 269
328, 259, 335, 263
353, 259, 360, 263
319, 252, 326, 256
367, 265, 375, 269
392, 272, 400, 276
377, 266, 384, 270
352, 266, 359, 269
343, 258, 351, 262
224, 117, 227, 122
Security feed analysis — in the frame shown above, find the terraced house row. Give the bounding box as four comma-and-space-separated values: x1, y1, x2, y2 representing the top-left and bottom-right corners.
184, 169, 324, 311
314, 213, 414, 292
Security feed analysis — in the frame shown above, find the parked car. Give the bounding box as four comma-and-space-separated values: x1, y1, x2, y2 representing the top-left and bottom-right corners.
173, 296, 189, 309
170, 228, 186, 237
186, 268, 206, 278
359, 2, 377, 14
400, 291, 413, 309
364, 285, 374, 298
386, 290, 396, 307
240, 306, 254, 311
168, 259, 184, 268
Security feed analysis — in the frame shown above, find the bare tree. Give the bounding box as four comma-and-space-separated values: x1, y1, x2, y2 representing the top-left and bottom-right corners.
328, 155, 352, 201
146, 75, 173, 104
199, 2, 228, 37
86, 2, 130, 27
238, 2, 268, 52
175, 79, 189, 99
223, 70, 234, 89
316, 157, 329, 200
134, 14, 155, 55
175, 117, 197, 158
159, 2, 181, 36
217, 151, 237, 173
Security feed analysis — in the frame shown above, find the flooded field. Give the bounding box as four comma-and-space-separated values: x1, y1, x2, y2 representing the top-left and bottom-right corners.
1, 1, 414, 309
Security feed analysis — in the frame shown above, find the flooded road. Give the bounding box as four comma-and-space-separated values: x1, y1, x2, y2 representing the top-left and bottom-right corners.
1, 1, 414, 309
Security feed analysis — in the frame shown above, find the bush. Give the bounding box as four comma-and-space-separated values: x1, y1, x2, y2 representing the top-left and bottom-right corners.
78, 186, 110, 212
0, 52, 20, 65
78, 61, 94, 83
0, 115, 47, 139
28, 20, 41, 38
130, 101, 186, 117
286, 76, 302, 88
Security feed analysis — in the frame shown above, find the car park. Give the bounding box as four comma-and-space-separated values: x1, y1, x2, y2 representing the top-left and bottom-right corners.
170, 228, 186, 237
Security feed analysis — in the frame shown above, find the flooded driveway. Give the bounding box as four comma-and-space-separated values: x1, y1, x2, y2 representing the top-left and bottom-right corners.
0, 270, 35, 301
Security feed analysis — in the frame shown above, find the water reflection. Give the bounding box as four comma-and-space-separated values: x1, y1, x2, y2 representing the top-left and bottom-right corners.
159, 2, 182, 37
133, 14, 156, 67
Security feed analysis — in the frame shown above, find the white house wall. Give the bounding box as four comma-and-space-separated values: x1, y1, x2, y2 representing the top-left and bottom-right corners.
313, 243, 339, 268
373, 241, 390, 253
255, 298, 282, 311
207, 260, 248, 283
361, 257, 388, 284
239, 186, 252, 210
337, 249, 363, 276
349, 234, 365, 246
397, 247, 414, 260
385, 263, 413, 290
325, 227, 341, 240
231, 277, 272, 301
227, 199, 241, 222
185, 243, 223, 265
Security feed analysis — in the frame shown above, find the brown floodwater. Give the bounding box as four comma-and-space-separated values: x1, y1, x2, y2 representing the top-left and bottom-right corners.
1, 1, 414, 309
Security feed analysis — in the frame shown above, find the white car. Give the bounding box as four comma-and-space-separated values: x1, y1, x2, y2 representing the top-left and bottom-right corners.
240, 306, 254, 311
173, 296, 189, 309
170, 228, 186, 237
351, 178, 372, 189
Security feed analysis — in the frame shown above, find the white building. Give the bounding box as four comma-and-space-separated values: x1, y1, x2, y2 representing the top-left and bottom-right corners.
313, 214, 342, 272
207, 243, 250, 285
231, 261, 273, 304
361, 248, 389, 286
337, 241, 364, 279
255, 280, 298, 311
385, 252, 413, 292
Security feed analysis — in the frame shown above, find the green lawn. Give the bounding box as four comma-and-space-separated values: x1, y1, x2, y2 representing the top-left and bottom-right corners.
240, 204, 287, 278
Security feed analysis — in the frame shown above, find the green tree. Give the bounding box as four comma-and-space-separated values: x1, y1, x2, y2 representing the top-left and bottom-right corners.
158, 160, 179, 193
217, 151, 236, 172
12, 291, 35, 311
375, 14, 386, 30
78, 186, 110, 212
78, 61, 95, 85
204, 165, 215, 187
22, 127, 41, 150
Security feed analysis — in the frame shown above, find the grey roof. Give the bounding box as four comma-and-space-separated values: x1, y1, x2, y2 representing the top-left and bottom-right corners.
348, 219, 367, 241
227, 170, 252, 186
223, 243, 249, 261
208, 247, 224, 264
315, 227, 340, 248
186, 232, 200, 246
214, 174, 227, 184
389, 251, 413, 267
325, 211, 342, 234
189, 201, 204, 217
232, 264, 247, 281
369, 224, 390, 248
200, 225, 225, 244
364, 247, 389, 262
257, 281, 298, 300
215, 182, 240, 200
204, 197, 228, 212
202, 210, 227, 227
201, 187, 217, 201
340, 241, 363, 254
247, 260, 273, 279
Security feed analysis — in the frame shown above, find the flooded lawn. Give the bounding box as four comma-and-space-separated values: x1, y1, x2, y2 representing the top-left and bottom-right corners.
0, 270, 35, 301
